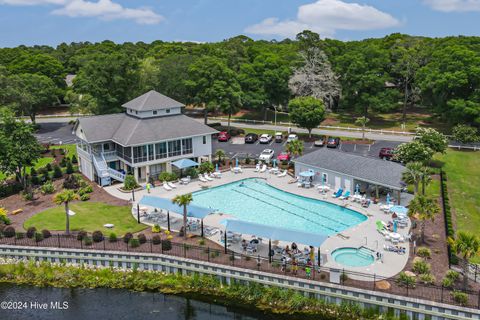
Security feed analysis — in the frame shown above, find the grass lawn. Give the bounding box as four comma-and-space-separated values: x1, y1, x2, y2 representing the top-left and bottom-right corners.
50, 144, 77, 159
0, 157, 54, 182
24, 202, 147, 236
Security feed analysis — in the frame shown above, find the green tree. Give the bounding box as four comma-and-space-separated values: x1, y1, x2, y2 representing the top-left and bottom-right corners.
355, 116, 370, 140
185, 56, 242, 129
73, 52, 140, 114
288, 97, 325, 138
449, 232, 480, 290
286, 139, 304, 158
8, 52, 66, 88
452, 124, 479, 144
214, 149, 225, 163
394, 141, 433, 164
64, 90, 97, 115
172, 193, 193, 239
414, 127, 448, 154
402, 162, 424, 195
53, 189, 79, 235
408, 195, 440, 243
123, 174, 139, 191
0, 110, 42, 190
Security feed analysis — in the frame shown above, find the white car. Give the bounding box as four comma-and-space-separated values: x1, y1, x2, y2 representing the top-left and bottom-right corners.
258, 149, 275, 162
259, 134, 272, 144
287, 134, 298, 143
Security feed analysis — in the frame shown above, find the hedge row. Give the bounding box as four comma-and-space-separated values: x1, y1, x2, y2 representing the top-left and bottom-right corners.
0, 181, 23, 198
441, 171, 458, 265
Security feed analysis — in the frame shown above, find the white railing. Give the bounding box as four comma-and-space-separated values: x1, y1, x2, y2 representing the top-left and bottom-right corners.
107, 168, 125, 182
92, 154, 108, 177
76, 145, 91, 159
208, 116, 416, 136
102, 151, 117, 161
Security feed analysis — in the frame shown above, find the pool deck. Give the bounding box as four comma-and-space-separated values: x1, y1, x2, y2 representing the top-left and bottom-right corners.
104, 169, 412, 279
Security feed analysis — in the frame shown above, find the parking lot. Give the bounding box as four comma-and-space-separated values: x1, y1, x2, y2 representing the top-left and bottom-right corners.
212, 137, 402, 161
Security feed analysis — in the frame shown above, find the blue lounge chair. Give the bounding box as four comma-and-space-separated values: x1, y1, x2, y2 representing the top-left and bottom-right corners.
339, 190, 351, 200
332, 188, 343, 198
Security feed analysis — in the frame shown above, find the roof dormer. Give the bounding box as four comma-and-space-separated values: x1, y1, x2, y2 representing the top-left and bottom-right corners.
122, 90, 184, 118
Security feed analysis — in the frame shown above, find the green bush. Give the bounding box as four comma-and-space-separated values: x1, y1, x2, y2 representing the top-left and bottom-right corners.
412, 259, 431, 275
137, 233, 147, 244
42, 172, 50, 182
158, 172, 178, 182
446, 270, 460, 282
3, 226, 15, 238
71, 155, 78, 164
451, 291, 468, 306
46, 163, 53, 172
31, 175, 40, 185
152, 224, 161, 233
83, 237, 93, 246
41, 229, 51, 239
419, 273, 436, 285
198, 239, 205, 246
417, 247, 431, 259
22, 191, 34, 201
66, 161, 74, 174
442, 276, 454, 288
0, 182, 23, 198
129, 238, 140, 248
199, 161, 214, 174
397, 272, 416, 288
184, 167, 198, 179
78, 185, 93, 196
92, 230, 104, 242
152, 235, 161, 245
53, 165, 63, 179
123, 232, 133, 243
26, 227, 37, 239
77, 231, 87, 241
40, 181, 56, 195
60, 157, 67, 168
161, 239, 172, 251
108, 233, 117, 242
123, 174, 139, 190
79, 193, 90, 201
15, 232, 25, 239
34, 232, 44, 242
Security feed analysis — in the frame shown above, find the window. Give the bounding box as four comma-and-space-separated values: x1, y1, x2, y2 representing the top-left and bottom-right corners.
133, 145, 148, 163
135, 111, 138, 115
203, 136, 206, 144
166, 109, 170, 113
103, 143, 110, 151
153, 110, 157, 115
168, 140, 181, 157
147, 144, 154, 161
155, 142, 167, 159
182, 138, 193, 154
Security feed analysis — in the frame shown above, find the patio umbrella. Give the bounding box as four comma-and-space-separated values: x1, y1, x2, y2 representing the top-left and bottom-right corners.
390, 205, 408, 215
355, 184, 360, 195
235, 157, 239, 167
272, 159, 277, 168
393, 220, 398, 233
215, 162, 219, 172
386, 193, 391, 205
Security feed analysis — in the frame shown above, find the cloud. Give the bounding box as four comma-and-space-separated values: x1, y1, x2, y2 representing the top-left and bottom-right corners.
0, 0, 163, 24
423, 0, 480, 12
245, 0, 400, 38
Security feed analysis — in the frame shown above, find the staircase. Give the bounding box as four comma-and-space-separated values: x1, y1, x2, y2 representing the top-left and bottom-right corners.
357, 247, 374, 259
92, 153, 125, 186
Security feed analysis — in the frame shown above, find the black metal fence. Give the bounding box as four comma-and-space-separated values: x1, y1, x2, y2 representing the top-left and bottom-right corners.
0, 231, 479, 309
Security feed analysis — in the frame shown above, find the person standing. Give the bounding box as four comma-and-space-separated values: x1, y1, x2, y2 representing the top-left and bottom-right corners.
146, 182, 151, 194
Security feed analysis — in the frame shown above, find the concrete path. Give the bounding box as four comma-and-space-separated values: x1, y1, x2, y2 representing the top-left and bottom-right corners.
104, 169, 411, 279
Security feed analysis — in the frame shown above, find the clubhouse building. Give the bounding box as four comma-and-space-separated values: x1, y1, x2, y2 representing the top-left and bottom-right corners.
74, 90, 217, 186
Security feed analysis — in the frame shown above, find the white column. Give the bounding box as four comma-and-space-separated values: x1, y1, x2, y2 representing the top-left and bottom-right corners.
133, 166, 139, 182
166, 162, 172, 173
146, 165, 150, 180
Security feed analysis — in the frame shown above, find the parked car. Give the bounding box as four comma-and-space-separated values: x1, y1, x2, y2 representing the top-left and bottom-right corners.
244, 133, 258, 144
314, 135, 327, 147
286, 134, 298, 143
277, 152, 291, 162
326, 137, 340, 148
217, 131, 231, 142
275, 132, 283, 143
259, 134, 273, 144
259, 149, 275, 162
379, 147, 395, 160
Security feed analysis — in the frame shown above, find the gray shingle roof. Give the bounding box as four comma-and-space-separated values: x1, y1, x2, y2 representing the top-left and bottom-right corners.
293, 148, 406, 190
121, 90, 184, 112
77, 113, 217, 146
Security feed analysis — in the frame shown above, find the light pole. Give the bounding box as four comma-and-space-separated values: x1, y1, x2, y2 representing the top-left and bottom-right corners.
273, 105, 278, 126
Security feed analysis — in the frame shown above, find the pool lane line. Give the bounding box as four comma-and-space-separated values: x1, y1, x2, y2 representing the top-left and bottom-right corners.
242, 183, 351, 228
231, 187, 338, 233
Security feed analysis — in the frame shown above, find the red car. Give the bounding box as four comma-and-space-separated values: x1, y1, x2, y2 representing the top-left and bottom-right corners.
379, 147, 394, 160
277, 152, 291, 162
217, 131, 231, 142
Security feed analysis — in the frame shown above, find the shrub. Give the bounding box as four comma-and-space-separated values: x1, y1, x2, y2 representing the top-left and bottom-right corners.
77, 231, 87, 241
129, 238, 140, 248
123, 232, 133, 243
245, 157, 251, 165
198, 239, 205, 246
3, 226, 15, 238
71, 155, 78, 164
412, 259, 431, 275
161, 239, 172, 251
340, 272, 349, 282
198, 161, 214, 174
46, 163, 53, 172
34, 232, 44, 242
31, 175, 40, 185
79, 193, 90, 201
41, 229, 51, 239
26, 227, 37, 239
42, 172, 50, 182
92, 230, 104, 242
184, 167, 198, 179
108, 233, 117, 242
22, 191, 34, 201
60, 157, 67, 167
417, 247, 431, 259
83, 237, 93, 246
53, 165, 63, 179
137, 233, 147, 244
397, 272, 416, 288
123, 174, 139, 190
78, 185, 93, 196
41, 181, 56, 195
66, 161, 74, 174
152, 235, 161, 245
451, 291, 468, 306
419, 273, 436, 285
158, 172, 177, 182
16, 232, 25, 239
152, 224, 161, 233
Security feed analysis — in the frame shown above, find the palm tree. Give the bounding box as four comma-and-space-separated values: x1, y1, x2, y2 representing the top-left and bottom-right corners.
172, 193, 193, 239
449, 232, 480, 290
419, 166, 432, 195
408, 195, 440, 243
286, 139, 304, 158
402, 161, 423, 194
53, 189, 79, 235
215, 149, 225, 164
355, 116, 370, 140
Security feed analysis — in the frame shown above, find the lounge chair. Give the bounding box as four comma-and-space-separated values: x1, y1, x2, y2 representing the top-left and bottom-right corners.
199, 175, 208, 183
339, 190, 351, 200
332, 188, 343, 198
163, 182, 172, 191
167, 181, 177, 188
254, 164, 261, 172
277, 170, 287, 177
204, 173, 214, 181
259, 164, 267, 173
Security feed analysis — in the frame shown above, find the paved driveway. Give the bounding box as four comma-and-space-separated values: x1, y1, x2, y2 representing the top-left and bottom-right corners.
34, 121, 78, 145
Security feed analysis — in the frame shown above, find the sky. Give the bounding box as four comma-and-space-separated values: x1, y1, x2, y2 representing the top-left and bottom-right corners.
1, 0, 480, 47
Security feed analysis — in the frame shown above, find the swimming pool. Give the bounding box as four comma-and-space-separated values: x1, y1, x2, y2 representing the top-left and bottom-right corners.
331, 247, 375, 267
191, 178, 366, 236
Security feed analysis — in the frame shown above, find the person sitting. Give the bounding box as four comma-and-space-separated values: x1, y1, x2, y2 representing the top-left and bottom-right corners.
241, 239, 247, 252
285, 245, 291, 256
291, 242, 298, 253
